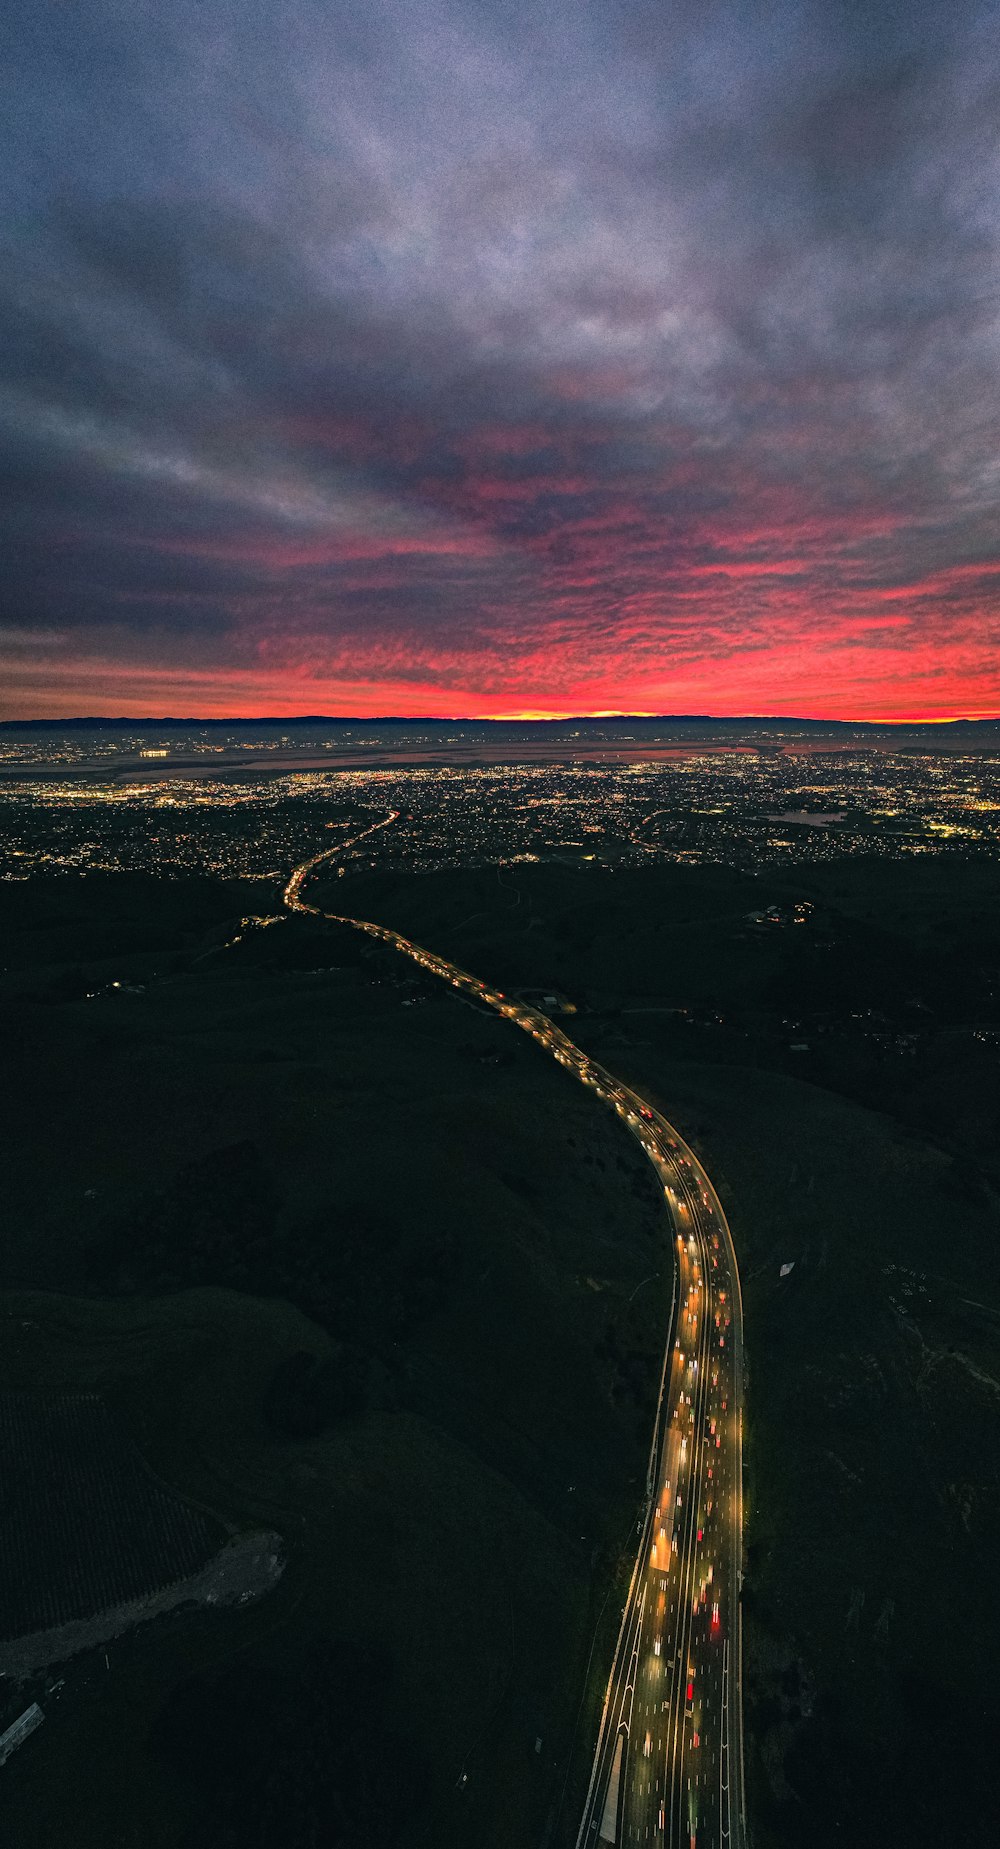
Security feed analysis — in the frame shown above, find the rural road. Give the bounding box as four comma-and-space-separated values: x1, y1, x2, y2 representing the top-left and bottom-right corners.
284, 830, 747, 1849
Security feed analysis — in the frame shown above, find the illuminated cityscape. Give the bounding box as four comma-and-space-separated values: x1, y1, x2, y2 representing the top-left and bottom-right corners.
2, 730, 999, 883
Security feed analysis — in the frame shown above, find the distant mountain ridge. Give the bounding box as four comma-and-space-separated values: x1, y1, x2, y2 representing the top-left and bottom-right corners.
3, 714, 999, 731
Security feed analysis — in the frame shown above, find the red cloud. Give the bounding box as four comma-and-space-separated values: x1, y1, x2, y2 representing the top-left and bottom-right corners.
6, 402, 999, 723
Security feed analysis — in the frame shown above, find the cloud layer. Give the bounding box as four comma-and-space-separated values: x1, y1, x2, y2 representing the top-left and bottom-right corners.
3, 0, 1000, 717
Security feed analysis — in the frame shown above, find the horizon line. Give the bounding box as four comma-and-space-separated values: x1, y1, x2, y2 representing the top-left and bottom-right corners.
2, 710, 1000, 730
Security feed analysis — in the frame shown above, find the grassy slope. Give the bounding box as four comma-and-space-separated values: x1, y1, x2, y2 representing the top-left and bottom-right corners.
5, 861, 1000, 1848
0, 882, 671, 1849
329, 858, 1000, 1849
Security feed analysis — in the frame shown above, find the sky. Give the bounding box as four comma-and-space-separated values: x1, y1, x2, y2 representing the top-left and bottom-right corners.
2, 0, 999, 721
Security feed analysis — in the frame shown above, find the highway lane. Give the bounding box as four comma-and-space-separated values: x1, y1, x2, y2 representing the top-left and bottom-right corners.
283, 835, 746, 1849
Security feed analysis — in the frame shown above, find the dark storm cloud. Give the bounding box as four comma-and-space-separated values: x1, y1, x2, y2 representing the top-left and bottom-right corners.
1, 0, 999, 716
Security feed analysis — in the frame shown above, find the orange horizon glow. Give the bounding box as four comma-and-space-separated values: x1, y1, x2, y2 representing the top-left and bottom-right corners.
4, 577, 1000, 729
3, 688, 997, 726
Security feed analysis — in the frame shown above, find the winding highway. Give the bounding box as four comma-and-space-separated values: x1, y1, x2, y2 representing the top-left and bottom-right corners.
283, 827, 746, 1849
